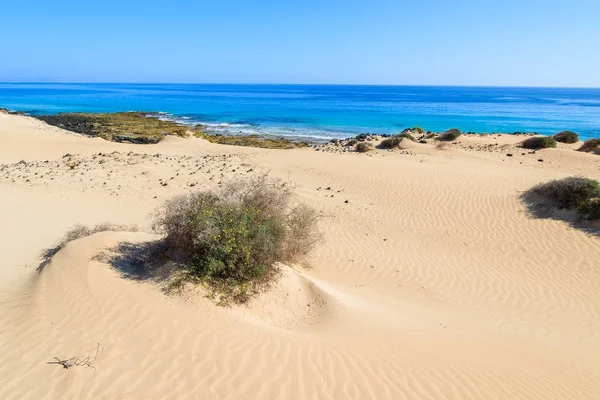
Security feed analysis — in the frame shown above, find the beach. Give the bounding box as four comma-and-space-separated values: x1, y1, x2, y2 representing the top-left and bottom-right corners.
0, 111, 599, 399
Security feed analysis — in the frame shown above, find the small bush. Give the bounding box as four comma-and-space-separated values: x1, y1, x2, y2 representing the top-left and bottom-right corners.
355, 133, 368, 141
437, 128, 462, 141
553, 131, 579, 144
396, 132, 416, 141
380, 136, 403, 149
521, 136, 557, 149
526, 176, 600, 210
412, 127, 425, 134
152, 175, 320, 304
345, 139, 358, 146
578, 138, 600, 152
355, 142, 373, 152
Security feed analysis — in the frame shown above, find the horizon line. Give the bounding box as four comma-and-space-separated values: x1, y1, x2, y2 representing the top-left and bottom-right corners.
1, 81, 600, 90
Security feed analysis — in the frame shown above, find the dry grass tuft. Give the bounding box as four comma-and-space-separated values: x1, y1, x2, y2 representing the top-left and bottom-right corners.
39, 223, 137, 272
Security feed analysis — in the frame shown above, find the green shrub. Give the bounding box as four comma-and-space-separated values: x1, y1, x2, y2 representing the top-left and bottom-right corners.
355, 142, 373, 152
578, 138, 600, 152
380, 136, 402, 149
152, 175, 320, 304
553, 131, 579, 144
437, 128, 462, 141
521, 136, 557, 149
412, 127, 425, 134
526, 176, 600, 210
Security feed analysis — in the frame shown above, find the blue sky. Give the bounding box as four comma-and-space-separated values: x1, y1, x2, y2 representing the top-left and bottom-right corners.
1, 0, 599, 86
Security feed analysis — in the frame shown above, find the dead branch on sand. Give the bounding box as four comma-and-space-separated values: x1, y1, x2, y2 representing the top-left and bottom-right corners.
47, 343, 102, 370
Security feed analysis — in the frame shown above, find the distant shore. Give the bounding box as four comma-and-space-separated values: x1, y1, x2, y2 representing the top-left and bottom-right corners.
0, 108, 585, 145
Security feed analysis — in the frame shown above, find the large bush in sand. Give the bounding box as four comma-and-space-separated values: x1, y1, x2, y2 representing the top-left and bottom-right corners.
152, 175, 321, 304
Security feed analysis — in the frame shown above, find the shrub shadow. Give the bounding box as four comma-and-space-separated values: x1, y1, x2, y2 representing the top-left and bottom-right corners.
94, 239, 182, 284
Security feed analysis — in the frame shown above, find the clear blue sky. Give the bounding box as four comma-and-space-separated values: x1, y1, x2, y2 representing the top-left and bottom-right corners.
1, 0, 599, 87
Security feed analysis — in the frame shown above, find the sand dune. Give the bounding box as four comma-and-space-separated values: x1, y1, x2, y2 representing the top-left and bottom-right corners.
1, 112, 599, 399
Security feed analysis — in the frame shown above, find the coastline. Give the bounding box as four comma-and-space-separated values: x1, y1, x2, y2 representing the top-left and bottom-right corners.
2, 83, 599, 141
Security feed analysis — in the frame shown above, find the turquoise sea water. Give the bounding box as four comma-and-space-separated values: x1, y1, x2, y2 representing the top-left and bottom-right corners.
0, 83, 599, 140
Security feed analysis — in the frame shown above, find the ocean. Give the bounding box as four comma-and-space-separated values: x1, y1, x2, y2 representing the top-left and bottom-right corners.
1, 83, 599, 141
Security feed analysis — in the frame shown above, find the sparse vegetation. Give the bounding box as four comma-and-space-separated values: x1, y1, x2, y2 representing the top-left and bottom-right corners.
36, 112, 309, 149
196, 133, 308, 149
36, 112, 188, 144
39, 223, 137, 272
411, 127, 425, 134
437, 128, 462, 141
578, 138, 600, 153
521, 136, 557, 149
553, 131, 579, 144
355, 142, 373, 152
521, 176, 600, 222
152, 175, 321, 304
345, 139, 358, 146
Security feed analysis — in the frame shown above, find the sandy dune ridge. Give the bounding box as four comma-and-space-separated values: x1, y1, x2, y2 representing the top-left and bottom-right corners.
0, 112, 599, 399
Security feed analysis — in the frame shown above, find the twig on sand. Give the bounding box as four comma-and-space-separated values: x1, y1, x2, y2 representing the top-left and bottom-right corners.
47, 343, 102, 370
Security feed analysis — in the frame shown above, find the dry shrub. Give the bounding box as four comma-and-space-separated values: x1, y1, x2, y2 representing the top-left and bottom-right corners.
396, 132, 417, 142
380, 136, 403, 149
578, 138, 600, 153
553, 131, 579, 144
521, 136, 557, 149
345, 138, 358, 146
355, 142, 373, 152
437, 128, 462, 141
152, 174, 321, 304
436, 142, 451, 150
